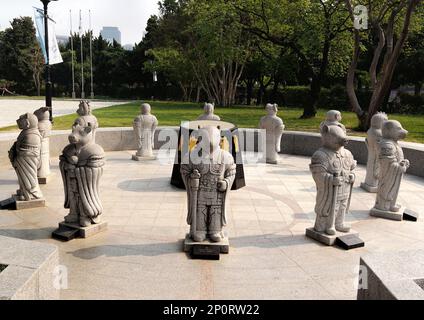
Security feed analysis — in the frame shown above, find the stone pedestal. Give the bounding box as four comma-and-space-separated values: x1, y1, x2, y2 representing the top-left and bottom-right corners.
53, 221, 108, 241
306, 227, 360, 247
13, 195, 45, 210
360, 182, 378, 193
370, 206, 405, 221
132, 154, 157, 162
184, 234, 229, 258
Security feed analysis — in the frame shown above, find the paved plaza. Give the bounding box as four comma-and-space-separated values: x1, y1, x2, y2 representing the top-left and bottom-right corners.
0, 99, 128, 128
0, 150, 423, 300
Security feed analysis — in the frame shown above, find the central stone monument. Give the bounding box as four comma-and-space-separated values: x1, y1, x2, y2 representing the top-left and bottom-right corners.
370, 120, 410, 221
132, 103, 158, 161
306, 122, 364, 249
8, 113, 45, 210
181, 126, 236, 258
170, 120, 246, 190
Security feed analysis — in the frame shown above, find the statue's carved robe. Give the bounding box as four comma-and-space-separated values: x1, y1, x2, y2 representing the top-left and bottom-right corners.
259, 115, 284, 163
10, 129, 43, 200
197, 114, 221, 121
310, 147, 356, 232
375, 139, 405, 210
133, 114, 158, 157
181, 149, 236, 232
60, 143, 105, 222
364, 128, 382, 188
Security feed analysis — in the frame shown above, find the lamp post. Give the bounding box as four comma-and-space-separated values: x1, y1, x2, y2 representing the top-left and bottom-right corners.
40, 0, 58, 122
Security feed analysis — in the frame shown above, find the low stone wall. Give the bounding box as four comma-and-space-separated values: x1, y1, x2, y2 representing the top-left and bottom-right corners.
0, 235, 59, 300
1, 127, 423, 178
358, 250, 424, 300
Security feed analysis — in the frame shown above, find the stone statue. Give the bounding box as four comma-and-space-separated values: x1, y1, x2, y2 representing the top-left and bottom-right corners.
132, 103, 158, 160
309, 124, 356, 236
371, 120, 409, 219
181, 126, 236, 243
8, 113, 43, 201
75, 100, 98, 141
361, 112, 388, 193
259, 103, 285, 164
197, 103, 221, 121
320, 110, 346, 135
34, 107, 52, 184
59, 122, 105, 227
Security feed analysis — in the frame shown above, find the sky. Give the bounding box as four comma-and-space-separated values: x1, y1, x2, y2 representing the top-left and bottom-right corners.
0, 0, 159, 45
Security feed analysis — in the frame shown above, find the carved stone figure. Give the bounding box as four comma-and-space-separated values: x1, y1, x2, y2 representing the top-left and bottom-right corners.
34, 107, 52, 184
197, 103, 221, 121
132, 103, 158, 160
259, 103, 285, 164
60, 122, 105, 227
309, 125, 356, 236
181, 126, 236, 243
361, 112, 388, 193
320, 110, 346, 135
371, 120, 409, 220
8, 113, 43, 201
75, 100, 98, 141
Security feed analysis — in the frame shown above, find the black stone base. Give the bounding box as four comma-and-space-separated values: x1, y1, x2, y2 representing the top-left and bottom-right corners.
335, 234, 365, 250
403, 209, 419, 222
0, 197, 16, 210
191, 245, 221, 260
52, 225, 80, 242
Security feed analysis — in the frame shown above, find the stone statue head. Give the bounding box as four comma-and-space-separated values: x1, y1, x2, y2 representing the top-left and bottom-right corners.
17, 113, 38, 130
69, 123, 94, 146
34, 107, 50, 122
326, 110, 342, 123
321, 124, 348, 151
198, 126, 221, 153
265, 103, 278, 116
141, 103, 151, 115
204, 103, 215, 115
370, 112, 388, 129
382, 120, 408, 142
77, 100, 92, 116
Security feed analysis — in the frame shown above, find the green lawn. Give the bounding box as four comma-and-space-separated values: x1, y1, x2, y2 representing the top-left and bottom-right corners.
1, 100, 424, 143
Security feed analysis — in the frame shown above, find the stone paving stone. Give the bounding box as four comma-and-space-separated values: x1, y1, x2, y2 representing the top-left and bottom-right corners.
0, 151, 424, 299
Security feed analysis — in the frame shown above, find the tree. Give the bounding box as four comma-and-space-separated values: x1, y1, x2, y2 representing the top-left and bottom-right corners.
234, 0, 353, 118
0, 17, 42, 95
345, 0, 422, 129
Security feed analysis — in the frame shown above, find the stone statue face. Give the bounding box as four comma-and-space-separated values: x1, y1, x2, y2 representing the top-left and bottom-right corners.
141, 103, 151, 115
322, 125, 348, 151
17, 113, 38, 130
198, 126, 221, 153
204, 103, 214, 115
34, 107, 50, 122
382, 120, 408, 141
69, 124, 94, 146
326, 110, 342, 122
370, 112, 388, 129
77, 100, 91, 116
266, 103, 278, 116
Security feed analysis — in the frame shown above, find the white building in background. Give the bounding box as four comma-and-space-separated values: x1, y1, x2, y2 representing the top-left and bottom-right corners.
123, 44, 134, 51
100, 26, 121, 45
56, 35, 69, 46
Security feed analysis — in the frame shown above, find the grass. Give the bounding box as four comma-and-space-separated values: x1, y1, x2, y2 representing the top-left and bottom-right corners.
1, 100, 424, 143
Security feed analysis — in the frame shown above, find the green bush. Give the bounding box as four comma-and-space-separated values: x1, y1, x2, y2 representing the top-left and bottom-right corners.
398, 93, 424, 114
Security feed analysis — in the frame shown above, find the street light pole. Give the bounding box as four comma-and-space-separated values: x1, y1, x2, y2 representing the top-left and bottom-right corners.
40, 0, 57, 122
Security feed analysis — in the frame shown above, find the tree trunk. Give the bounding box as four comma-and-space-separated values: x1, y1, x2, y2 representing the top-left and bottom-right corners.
246, 78, 254, 105
415, 83, 422, 96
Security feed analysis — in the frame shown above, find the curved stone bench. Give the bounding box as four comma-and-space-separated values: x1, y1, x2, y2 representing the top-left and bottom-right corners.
1, 127, 423, 178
